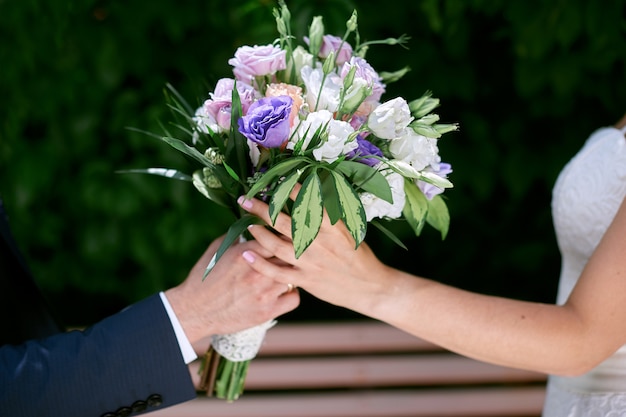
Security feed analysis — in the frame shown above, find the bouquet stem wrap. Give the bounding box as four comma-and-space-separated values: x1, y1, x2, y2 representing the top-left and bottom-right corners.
199, 320, 276, 401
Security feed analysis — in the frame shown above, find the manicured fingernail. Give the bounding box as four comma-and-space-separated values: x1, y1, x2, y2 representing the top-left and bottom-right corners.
238, 196, 253, 210
242, 250, 255, 263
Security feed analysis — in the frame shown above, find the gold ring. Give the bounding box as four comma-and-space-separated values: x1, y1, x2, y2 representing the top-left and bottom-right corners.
286, 283, 295, 293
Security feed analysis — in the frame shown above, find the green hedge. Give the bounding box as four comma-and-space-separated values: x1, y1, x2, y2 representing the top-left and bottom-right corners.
1, 0, 625, 325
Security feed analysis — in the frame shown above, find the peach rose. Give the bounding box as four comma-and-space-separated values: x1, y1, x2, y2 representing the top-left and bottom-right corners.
265, 83, 304, 127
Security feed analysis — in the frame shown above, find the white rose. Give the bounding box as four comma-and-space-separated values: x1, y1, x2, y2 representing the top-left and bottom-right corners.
360, 168, 405, 221
300, 65, 341, 112
389, 128, 440, 171
289, 110, 357, 163
313, 119, 357, 163
193, 105, 222, 135
367, 97, 413, 139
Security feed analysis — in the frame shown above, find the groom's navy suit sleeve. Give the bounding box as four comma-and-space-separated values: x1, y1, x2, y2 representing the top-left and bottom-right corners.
0, 295, 197, 417
0, 199, 197, 416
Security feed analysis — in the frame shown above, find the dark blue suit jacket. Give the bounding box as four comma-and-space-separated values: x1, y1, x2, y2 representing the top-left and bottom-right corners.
0, 199, 196, 416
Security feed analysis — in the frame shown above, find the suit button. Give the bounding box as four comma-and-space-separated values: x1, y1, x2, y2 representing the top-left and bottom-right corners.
147, 394, 163, 407
115, 406, 132, 417
132, 400, 148, 412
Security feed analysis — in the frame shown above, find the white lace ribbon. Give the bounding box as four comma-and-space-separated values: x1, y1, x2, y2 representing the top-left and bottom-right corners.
211, 320, 276, 362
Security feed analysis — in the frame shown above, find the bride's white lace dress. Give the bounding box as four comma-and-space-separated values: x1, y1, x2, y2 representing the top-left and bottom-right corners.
543, 124, 626, 416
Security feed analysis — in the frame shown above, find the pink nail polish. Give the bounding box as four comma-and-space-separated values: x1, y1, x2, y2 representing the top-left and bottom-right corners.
242, 250, 255, 263
238, 196, 253, 210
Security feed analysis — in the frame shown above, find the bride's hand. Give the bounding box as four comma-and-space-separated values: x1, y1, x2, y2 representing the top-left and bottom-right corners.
237, 193, 393, 314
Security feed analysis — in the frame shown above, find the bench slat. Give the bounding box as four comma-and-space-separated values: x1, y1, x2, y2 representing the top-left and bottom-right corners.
182, 320, 547, 417
256, 321, 437, 355
243, 354, 545, 389
152, 387, 546, 417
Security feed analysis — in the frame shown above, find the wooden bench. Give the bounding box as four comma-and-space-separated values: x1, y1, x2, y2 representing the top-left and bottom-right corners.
153, 320, 547, 417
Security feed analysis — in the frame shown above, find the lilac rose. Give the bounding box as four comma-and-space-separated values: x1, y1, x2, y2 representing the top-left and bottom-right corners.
238, 96, 293, 148
348, 135, 384, 167
319, 35, 353, 66
211, 78, 257, 114
228, 44, 287, 84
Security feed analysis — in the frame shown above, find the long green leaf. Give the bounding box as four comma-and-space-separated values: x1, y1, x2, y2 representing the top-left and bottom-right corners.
165, 82, 195, 116
330, 170, 367, 248
116, 168, 192, 181
426, 194, 450, 239
269, 170, 302, 225
203, 214, 263, 280
291, 171, 323, 258
159, 133, 238, 196
336, 160, 393, 203
159, 135, 215, 168
402, 181, 428, 236
246, 157, 310, 198
223, 161, 241, 182
225, 84, 249, 193
370, 220, 408, 250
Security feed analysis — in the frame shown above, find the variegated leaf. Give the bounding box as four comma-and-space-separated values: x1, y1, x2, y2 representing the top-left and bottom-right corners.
330, 170, 367, 248
402, 180, 428, 235
291, 171, 323, 258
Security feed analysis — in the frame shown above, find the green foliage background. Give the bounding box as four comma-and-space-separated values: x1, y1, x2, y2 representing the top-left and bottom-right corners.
1, 0, 625, 326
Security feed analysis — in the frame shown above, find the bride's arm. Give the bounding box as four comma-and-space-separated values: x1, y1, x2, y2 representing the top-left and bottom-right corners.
237, 183, 626, 378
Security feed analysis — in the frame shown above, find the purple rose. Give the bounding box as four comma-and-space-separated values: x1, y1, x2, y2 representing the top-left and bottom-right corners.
418, 162, 453, 200
348, 135, 384, 167
238, 96, 293, 148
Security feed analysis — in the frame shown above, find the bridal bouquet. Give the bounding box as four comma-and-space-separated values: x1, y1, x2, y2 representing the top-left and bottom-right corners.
126, 0, 457, 401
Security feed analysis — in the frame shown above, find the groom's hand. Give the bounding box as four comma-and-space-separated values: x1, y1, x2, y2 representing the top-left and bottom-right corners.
165, 236, 299, 345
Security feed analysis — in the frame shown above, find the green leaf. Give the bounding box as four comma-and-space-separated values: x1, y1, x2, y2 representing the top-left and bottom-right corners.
204, 214, 263, 279
165, 82, 195, 116
330, 170, 367, 248
321, 174, 342, 225
223, 161, 241, 182
246, 157, 310, 198
269, 170, 302, 225
336, 160, 393, 203
402, 181, 428, 236
159, 135, 216, 168
426, 194, 450, 239
224, 84, 249, 194
370, 220, 408, 250
116, 168, 192, 181
291, 171, 323, 258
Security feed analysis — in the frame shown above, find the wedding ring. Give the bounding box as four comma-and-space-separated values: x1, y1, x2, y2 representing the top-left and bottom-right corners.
286, 283, 295, 293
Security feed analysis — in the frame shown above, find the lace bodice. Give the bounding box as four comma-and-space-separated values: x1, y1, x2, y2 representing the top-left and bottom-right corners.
543, 125, 626, 416
552, 126, 626, 305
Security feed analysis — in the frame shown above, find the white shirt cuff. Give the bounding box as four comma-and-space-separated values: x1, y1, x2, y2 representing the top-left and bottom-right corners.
159, 291, 198, 364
